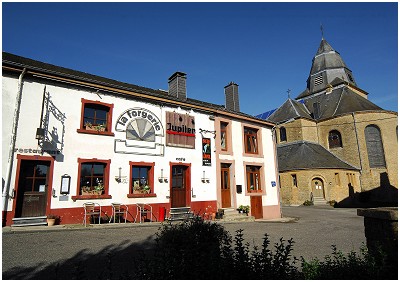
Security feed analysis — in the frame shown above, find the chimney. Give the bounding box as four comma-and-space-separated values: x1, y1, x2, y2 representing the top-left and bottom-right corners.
168, 72, 187, 100
224, 81, 240, 112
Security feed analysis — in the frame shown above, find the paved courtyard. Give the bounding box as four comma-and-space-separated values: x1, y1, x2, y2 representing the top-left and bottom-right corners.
2, 205, 366, 279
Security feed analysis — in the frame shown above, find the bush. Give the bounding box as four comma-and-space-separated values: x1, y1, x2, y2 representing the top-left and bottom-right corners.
300, 244, 395, 279
66, 217, 394, 279
303, 200, 314, 206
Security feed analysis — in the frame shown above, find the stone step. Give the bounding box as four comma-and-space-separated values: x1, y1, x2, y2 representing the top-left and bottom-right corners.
168, 207, 194, 221
12, 216, 47, 227
221, 209, 255, 222
313, 197, 328, 205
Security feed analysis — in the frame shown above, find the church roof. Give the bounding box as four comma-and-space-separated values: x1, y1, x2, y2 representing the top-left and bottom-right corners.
266, 99, 311, 123
299, 38, 358, 98
301, 86, 382, 120
277, 141, 359, 172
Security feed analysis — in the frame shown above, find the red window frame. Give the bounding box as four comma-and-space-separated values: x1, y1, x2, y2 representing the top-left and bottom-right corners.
220, 122, 228, 151
71, 158, 111, 200
246, 166, 262, 193
244, 127, 259, 154
77, 98, 114, 136
127, 162, 156, 198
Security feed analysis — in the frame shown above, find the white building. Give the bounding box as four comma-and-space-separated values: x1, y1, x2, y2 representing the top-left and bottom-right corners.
2, 52, 280, 226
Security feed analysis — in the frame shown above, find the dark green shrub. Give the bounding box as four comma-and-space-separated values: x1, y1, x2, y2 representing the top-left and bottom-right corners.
303, 200, 314, 206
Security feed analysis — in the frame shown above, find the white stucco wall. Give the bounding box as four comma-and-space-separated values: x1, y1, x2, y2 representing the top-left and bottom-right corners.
3, 76, 217, 211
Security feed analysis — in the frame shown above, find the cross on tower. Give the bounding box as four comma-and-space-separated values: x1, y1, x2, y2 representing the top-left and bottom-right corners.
320, 24, 324, 39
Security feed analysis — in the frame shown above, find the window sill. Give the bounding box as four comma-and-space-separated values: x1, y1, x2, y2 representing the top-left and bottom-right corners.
246, 190, 263, 195
127, 193, 157, 198
72, 195, 112, 201
243, 152, 263, 158
77, 129, 115, 136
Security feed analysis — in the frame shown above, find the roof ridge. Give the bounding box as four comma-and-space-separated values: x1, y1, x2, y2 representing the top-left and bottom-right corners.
332, 87, 345, 116
288, 99, 301, 117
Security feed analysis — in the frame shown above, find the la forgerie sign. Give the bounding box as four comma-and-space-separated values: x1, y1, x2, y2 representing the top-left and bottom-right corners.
166, 111, 196, 149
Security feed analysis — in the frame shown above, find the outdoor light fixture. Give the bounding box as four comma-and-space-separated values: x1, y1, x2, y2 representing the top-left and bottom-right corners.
115, 167, 122, 183
158, 169, 168, 183
35, 128, 45, 140
201, 171, 210, 183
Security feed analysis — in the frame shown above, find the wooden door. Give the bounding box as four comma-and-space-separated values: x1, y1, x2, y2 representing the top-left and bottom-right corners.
15, 160, 50, 218
312, 178, 324, 198
250, 196, 263, 219
171, 165, 187, 208
221, 165, 231, 208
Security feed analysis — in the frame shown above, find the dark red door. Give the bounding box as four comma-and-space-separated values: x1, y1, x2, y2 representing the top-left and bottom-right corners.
221, 165, 231, 208
171, 165, 187, 208
15, 160, 50, 218
250, 196, 263, 219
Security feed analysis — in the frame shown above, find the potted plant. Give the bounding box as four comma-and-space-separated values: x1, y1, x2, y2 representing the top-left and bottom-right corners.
85, 122, 106, 132
242, 205, 250, 215
93, 182, 104, 195
47, 214, 59, 226
142, 185, 151, 194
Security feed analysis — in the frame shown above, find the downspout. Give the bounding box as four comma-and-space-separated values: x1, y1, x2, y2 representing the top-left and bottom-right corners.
271, 126, 282, 218
2, 68, 27, 226
352, 112, 363, 191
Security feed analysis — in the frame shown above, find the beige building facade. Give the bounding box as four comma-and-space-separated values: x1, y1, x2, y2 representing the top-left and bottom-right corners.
261, 38, 398, 206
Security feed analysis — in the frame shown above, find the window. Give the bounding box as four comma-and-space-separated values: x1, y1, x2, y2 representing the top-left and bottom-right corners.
334, 173, 340, 186
78, 99, 114, 136
244, 127, 258, 154
346, 173, 356, 187
246, 166, 262, 192
74, 158, 111, 199
364, 125, 386, 168
220, 122, 228, 151
280, 127, 287, 142
328, 130, 342, 148
129, 162, 155, 197
291, 174, 297, 187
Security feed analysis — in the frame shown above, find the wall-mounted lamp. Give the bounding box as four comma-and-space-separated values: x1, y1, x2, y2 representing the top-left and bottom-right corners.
36, 128, 45, 140
159, 169, 168, 183
115, 167, 122, 183
201, 170, 210, 183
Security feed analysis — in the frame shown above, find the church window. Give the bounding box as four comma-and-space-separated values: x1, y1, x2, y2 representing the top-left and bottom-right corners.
328, 130, 342, 148
280, 127, 287, 142
365, 125, 386, 168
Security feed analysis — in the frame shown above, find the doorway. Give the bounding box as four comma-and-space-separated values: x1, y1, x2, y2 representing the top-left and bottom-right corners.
14, 159, 52, 218
170, 164, 191, 208
220, 163, 231, 208
312, 178, 325, 198
250, 196, 263, 219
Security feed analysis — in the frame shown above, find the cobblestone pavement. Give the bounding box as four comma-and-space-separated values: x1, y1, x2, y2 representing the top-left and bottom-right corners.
2, 205, 365, 279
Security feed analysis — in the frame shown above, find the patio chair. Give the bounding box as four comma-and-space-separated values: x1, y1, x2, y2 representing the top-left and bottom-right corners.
83, 202, 101, 227
109, 203, 128, 223
135, 203, 153, 223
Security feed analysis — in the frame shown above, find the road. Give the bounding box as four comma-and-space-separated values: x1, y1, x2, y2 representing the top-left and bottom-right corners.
2, 205, 366, 279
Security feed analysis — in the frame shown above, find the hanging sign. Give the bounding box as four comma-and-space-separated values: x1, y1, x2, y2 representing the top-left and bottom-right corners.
202, 138, 211, 166
166, 111, 196, 149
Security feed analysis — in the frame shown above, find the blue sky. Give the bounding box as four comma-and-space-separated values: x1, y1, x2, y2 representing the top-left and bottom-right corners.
2, 2, 398, 115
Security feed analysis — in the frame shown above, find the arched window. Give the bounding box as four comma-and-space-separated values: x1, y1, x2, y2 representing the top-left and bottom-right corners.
280, 127, 287, 142
328, 130, 342, 148
365, 125, 386, 168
